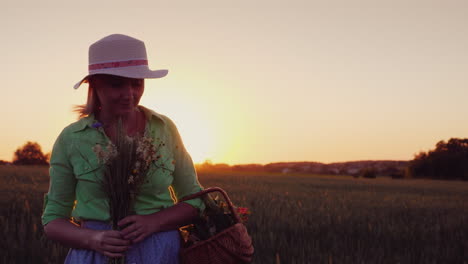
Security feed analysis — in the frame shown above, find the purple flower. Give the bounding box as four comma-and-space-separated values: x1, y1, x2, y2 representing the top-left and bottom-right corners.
92, 122, 103, 128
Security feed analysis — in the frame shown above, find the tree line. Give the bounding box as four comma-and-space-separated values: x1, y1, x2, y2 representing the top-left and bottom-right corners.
407, 138, 468, 181
196, 138, 468, 181
2, 138, 468, 181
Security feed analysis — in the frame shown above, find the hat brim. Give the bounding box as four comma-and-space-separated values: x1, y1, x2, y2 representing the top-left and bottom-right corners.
73, 67, 168, 89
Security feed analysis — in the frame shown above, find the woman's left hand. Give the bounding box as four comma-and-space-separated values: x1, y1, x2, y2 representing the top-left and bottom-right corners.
118, 214, 160, 244
118, 203, 198, 244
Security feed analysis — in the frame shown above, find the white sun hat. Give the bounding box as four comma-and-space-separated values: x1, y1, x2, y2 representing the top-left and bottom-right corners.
73, 34, 168, 89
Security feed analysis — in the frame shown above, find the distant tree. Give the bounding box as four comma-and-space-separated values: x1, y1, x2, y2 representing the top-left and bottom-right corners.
45, 152, 51, 163
338, 168, 348, 175
196, 159, 214, 171
0, 160, 10, 165
407, 138, 468, 180
383, 166, 406, 179
12, 141, 49, 166
196, 160, 233, 172
232, 164, 264, 172
360, 167, 377, 179
390, 169, 405, 179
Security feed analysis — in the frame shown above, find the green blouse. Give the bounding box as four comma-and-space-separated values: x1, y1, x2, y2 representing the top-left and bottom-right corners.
41, 106, 205, 226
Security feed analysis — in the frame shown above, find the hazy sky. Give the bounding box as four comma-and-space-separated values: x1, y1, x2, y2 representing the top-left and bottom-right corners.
1, 0, 467, 164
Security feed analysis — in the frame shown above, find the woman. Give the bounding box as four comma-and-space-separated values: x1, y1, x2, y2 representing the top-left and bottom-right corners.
42, 34, 205, 263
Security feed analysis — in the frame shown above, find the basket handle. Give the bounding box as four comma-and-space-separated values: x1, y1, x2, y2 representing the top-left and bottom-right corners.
178, 187, 241, 223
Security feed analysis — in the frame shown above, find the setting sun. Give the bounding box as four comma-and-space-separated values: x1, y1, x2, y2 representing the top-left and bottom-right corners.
142, 84, 218, 164
168, 111, 217, 164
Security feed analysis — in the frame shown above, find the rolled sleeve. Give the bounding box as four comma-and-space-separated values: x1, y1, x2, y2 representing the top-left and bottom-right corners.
41, 132, 77, 226
168, 120, 205, 215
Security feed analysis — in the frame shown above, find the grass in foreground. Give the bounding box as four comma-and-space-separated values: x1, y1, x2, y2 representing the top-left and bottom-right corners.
1, 166, 468, 263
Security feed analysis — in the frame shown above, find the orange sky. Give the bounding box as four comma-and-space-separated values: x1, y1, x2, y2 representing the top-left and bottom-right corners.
1, 1, 468, 164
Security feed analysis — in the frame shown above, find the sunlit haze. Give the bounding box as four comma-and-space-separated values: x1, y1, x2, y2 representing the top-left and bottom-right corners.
1, 0, 467, 164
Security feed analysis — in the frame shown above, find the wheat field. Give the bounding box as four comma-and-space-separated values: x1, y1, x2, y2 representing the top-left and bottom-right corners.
1, 166, 468, 263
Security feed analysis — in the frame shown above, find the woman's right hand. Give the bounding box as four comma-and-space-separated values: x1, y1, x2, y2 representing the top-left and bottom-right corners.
89, 230, 131, 258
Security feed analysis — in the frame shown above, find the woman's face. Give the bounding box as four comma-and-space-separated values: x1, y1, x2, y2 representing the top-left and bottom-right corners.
91, 74, 144, 116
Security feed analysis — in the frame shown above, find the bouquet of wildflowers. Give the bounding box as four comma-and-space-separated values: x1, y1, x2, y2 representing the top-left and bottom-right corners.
93, 119, 162, 263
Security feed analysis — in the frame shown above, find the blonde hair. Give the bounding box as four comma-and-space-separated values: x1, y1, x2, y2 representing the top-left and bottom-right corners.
73, 77, 101, 119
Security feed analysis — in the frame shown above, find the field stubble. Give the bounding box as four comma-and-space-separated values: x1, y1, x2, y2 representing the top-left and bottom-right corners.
1, 166, 468, 263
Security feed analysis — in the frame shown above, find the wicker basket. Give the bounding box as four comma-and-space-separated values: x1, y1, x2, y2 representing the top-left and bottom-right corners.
178, 187, 254, 264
